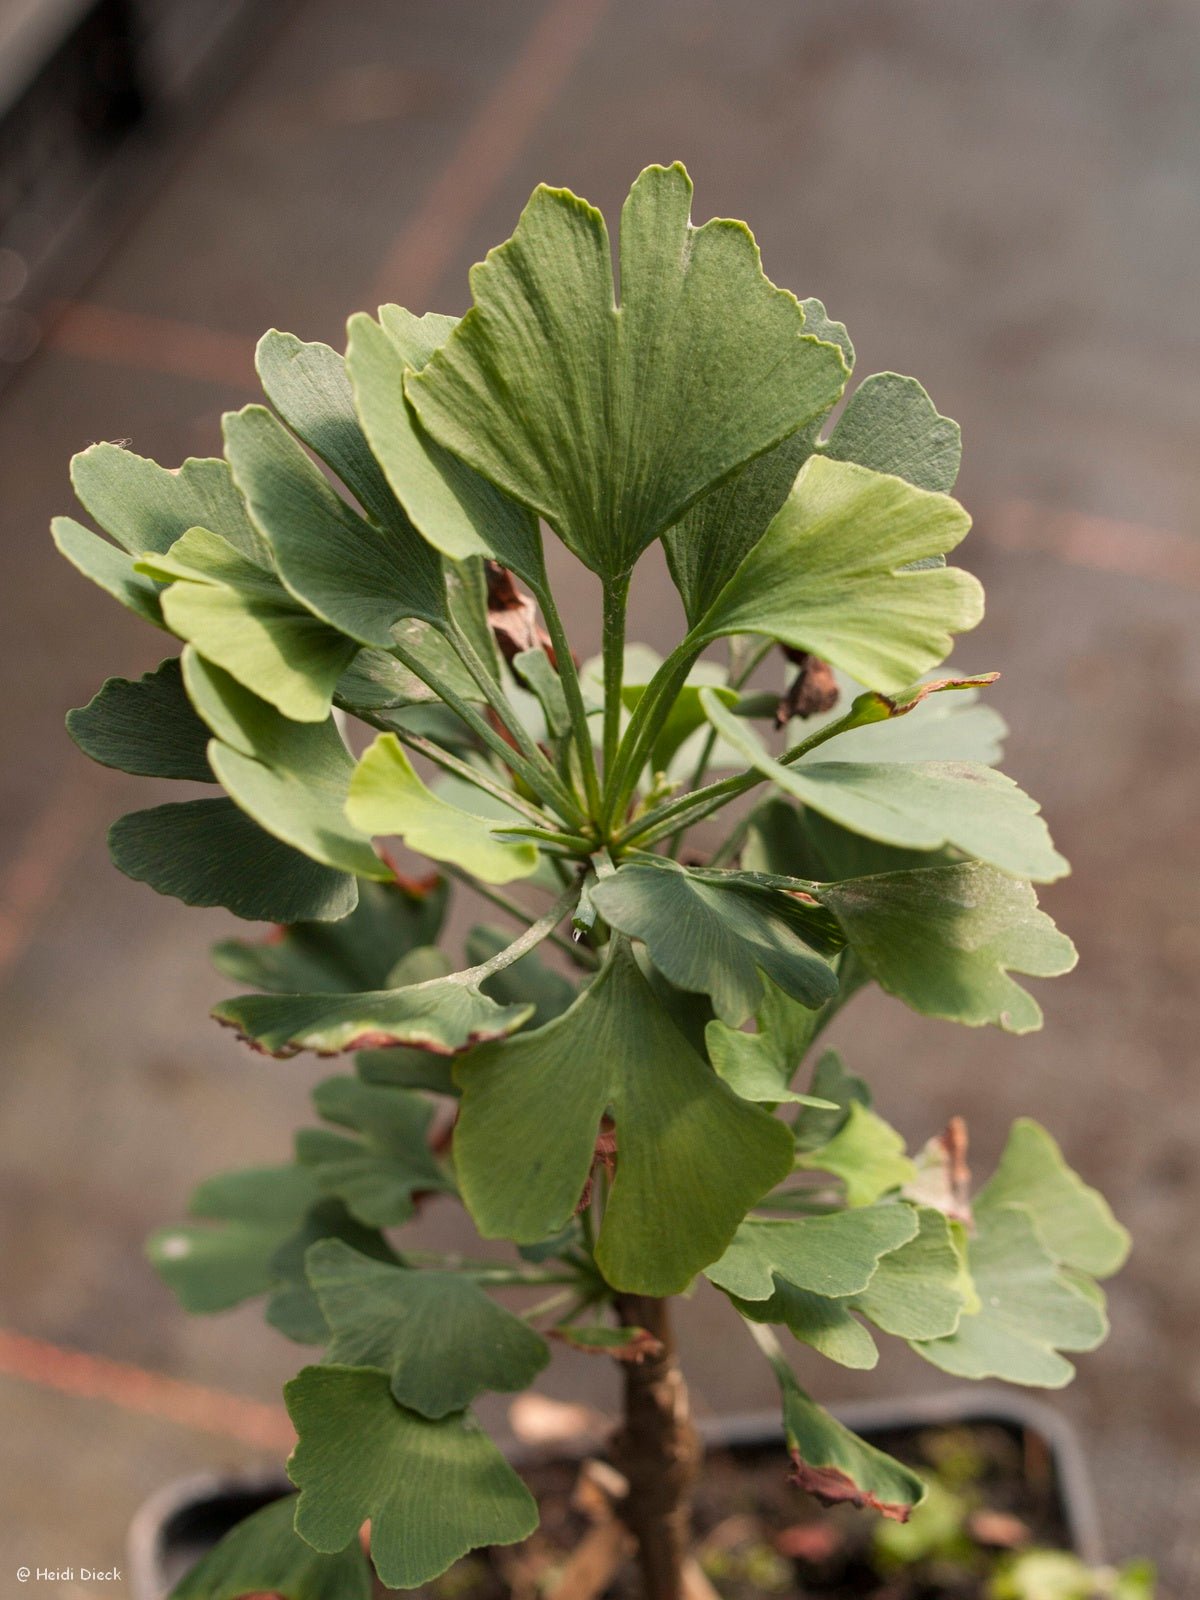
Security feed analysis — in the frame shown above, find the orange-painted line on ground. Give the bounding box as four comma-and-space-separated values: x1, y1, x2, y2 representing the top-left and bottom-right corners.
0, 1327, 294, 1455
985, 499, 1200, 591
0, 765, 113, 981
43, 300, 256, 390
368, 0, 612, 310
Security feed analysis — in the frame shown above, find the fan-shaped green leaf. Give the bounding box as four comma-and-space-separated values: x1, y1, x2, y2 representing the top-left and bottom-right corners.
285, 1366, 537, 1589
705, 973, 836, 1105
347, 307, 545, 583
256, 330, 403, 528
296, 1077, 451, 1227
223, 404, 446, 645
306, 1239, 548, 1416
820, 372, 961, 492
213, 878, 448, 994
406, 163, 848, 579
817, 862, 1077, 1034
694, 455, 981, 693
346, 734, 538, 884
590, 859, 837, 1025
168, 1493, 371, 1600
137, 527, 358, 722
705, 1205, 917, 1302
976, 1119, 1129, 1278
52, 516, 165, 627
182, 651, 387, 879
68, 657, 212, 780
109, 798, 357, 922
148, 1164, 320, 1313
733, 1283, 879, 1370
793, 1050, 872, 1153
911, 1202, 1107, 1387
215, 963, 533, 1058
455, 940, 793, 1294
70, 443, 264, 560
702, 689, 1066, 882
794, 1103, 917, 1207
266, 1198, 399, 1344
849, 1205, 969, 1339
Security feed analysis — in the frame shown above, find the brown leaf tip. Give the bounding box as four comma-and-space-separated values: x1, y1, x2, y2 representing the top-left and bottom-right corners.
788, 1452, 912, 1523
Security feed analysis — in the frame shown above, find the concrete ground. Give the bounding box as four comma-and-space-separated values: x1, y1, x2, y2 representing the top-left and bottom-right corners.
1, 1, 1198, 1594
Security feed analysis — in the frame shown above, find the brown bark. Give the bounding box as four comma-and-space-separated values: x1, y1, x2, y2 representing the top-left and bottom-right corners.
609, 1296, 703, 1600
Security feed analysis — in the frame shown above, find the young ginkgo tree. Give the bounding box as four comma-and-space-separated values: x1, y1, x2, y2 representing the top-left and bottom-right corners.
57, 164, 1128, 1600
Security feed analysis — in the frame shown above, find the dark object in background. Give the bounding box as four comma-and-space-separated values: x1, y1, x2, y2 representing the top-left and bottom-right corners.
127, 1392, 1105, 1600
0, 0, 287, 379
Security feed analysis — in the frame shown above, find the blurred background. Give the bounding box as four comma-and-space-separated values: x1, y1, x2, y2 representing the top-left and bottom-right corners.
1, 1, 1197, 1593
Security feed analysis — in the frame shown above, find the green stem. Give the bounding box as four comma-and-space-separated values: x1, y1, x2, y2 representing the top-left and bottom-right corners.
601, 573, 631, 784
666, 637, 776, 857
458, 885, 580, 980
496, 824, 596, 852
602, 633, 705, 834
618, 694, 865, 851
444, 620, 586, 826
536, 581, 603, 820
390, 636, 569, 818
521, 1288, 577, 1323
441, 865, 597, 969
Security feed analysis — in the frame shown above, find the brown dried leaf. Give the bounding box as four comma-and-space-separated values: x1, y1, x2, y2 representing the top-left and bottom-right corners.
788, 1454, 914, 1523
777, 649, 840, 725
904, 1115, 973, 1226
486, 561, 557, 666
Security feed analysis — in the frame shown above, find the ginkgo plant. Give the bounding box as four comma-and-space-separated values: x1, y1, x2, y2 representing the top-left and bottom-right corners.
56, 163, 1129, 1600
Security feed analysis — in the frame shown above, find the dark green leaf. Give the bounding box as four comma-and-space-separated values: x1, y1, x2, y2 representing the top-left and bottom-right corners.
109, 799, 357, 922
265, 1197, 399, 1344
168, 1493, 371, 1600
590, 860, 837, 1026
223, 404, 446, 645
455, 941, 794, 1294
406, 163, 848, 579
212, 877, 448, 994
296, 1077, 452, 1227
256, 330, 403, 528
793, 1050, 872, 1152
816, 862, 1077, 1034
70, 443, 264, 560
705, 1205, 918, 1301
148, 1165, 320, 1313
705, 975, 835, 1105
215, 969, 533, 1059
346, 307, 545, 583
285, 1366, 537, 1589
733, 1283, 879, 1370
306, 1239, 549, 1416
67, 657, 212, 780
821, 372, 961, 492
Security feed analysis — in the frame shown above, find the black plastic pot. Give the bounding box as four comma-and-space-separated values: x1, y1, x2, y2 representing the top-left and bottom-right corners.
128, 1386, 1104, 1600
